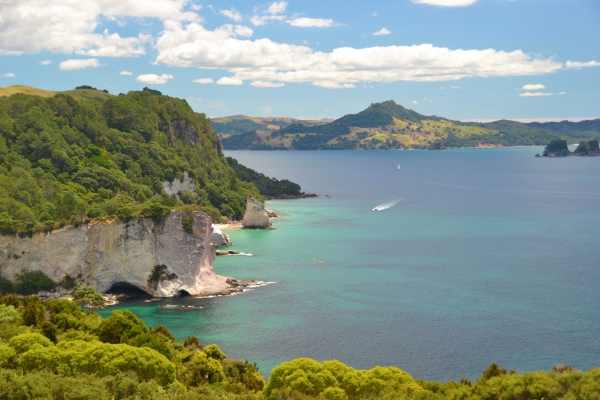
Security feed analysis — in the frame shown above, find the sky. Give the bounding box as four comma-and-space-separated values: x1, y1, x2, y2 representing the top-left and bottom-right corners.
0, 0, 599, 121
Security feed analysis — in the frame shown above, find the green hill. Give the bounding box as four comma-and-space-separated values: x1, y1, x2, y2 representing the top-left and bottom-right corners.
219, 100, 600, 150
0, 85, 114, 102
211, 115, 320, 139
0, 87, 265, 235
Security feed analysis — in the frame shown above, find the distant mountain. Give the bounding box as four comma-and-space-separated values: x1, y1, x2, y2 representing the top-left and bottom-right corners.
211, 115, 320, 138
217, 100, 600, 150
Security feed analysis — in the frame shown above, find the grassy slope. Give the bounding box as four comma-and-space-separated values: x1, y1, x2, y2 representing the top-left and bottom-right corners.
0, 85, 114, 102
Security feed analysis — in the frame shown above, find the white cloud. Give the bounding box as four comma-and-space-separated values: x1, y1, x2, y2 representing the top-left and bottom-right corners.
450, 86, 461, 89
565, 60, 600, 69
373, 28, 391, 36
193, 78, 214, 84
250, 80, 284, 87
216, 77, 243, 85
250, 15, 285, 25
2, 73, 15, 78
220, 8, 242, 22
372, 12, 378, 17
286, 18, 337, 28
413, 0, 477, 6
0, 0, 198, 56
314, 82, 355, 89
412, 100, 419, 104
558, 91, 566, 95
519, 92, 552, 97
439, 86, 444, 90
154, 22, 564, 89
521, 83, 545, 90
120, 70, 133, 75
190, 4, 202, 11
136, 73, 174, 84
261, 106, 273, 114
267, 1, 287, 14
40, 60, 52, 65
59, 58, 100, 70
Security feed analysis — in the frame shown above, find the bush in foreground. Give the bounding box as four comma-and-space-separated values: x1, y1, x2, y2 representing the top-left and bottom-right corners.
1, 291, 600, 399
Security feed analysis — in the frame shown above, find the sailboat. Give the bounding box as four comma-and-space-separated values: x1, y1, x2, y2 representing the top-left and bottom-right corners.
397, 164, 401, 170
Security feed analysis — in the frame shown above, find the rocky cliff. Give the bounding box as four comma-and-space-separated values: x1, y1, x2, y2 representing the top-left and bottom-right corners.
0, 212, 231, 297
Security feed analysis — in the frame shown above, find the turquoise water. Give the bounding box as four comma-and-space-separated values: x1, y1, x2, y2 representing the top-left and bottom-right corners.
101, 148, 600, 382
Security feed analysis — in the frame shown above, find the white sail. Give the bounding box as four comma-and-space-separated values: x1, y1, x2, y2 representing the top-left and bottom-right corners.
398, 164, 401, 170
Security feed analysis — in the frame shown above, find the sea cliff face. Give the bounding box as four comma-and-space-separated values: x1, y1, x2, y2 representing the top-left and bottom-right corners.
0, 212, 230, 297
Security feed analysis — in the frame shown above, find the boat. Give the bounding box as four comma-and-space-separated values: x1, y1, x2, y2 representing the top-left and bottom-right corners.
398, 164, 401, 170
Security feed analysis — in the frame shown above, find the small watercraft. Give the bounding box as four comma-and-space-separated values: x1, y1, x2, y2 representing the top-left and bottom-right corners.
398, 164, 401, 170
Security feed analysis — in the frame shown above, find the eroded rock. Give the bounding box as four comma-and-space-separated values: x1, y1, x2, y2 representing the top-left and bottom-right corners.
242, 197, 272, 228
211, 225, 233, 247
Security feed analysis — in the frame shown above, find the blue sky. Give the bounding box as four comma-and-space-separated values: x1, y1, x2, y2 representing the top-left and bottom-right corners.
0, 0, 599, 121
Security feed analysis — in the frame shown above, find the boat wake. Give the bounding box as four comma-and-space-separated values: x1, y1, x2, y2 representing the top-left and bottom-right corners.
372, 199, 401, 211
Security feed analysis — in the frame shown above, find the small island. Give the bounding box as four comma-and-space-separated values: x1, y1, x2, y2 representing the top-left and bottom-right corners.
538, 139, 600, 157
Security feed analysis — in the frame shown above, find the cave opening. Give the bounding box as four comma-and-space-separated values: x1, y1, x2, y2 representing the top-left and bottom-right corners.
106, 282, 151, 298
178, 289, 191, 297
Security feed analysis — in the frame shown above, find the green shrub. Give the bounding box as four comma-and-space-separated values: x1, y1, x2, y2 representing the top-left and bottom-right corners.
183, 335, 202, 351
204, 343, 227, 361
0, 305, 21, 327
130, 332, 172, 360
9, 332, 54, 354
13, 269, 57, 295
182, 216, 194, 234
0, 276, 13, 294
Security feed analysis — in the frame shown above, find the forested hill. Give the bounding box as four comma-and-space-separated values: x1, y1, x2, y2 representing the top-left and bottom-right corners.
0, 88, 264, 235
218, 100, 600, 150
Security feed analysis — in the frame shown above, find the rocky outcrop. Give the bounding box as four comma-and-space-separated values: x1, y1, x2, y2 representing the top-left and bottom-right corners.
0, 212, 231, 297
542, 140, 600, 157
573, 140, 600, 156
242, 197, 272, 228
211, 225, 232, 247
163, 172, 196, 196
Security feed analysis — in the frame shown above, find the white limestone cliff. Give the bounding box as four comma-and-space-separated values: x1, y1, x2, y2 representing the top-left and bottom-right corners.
242, 197, 272, 228
211, 225, 233, 247
0, 211, 231, 297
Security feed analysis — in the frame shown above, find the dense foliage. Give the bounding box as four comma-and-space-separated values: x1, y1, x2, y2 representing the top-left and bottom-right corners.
1, 292, 600, 399
0, 292, 265, 399
0, 269, 59, 295
226, 157, 302, 197
0, 89, 263, 235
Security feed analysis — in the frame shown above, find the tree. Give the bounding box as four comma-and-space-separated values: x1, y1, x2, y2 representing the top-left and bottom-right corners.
0, 305, 22, 326
13, 269, 57, 295
71, 286, 105, 313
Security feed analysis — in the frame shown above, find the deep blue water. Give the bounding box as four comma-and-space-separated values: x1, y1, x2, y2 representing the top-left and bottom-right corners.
102, 148, 600, 382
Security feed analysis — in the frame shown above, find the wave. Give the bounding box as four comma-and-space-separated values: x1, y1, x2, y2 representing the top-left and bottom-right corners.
372, 199, 401, 211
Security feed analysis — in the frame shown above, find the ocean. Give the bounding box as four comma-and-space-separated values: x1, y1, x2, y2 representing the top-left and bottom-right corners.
100, 148, 600, 382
